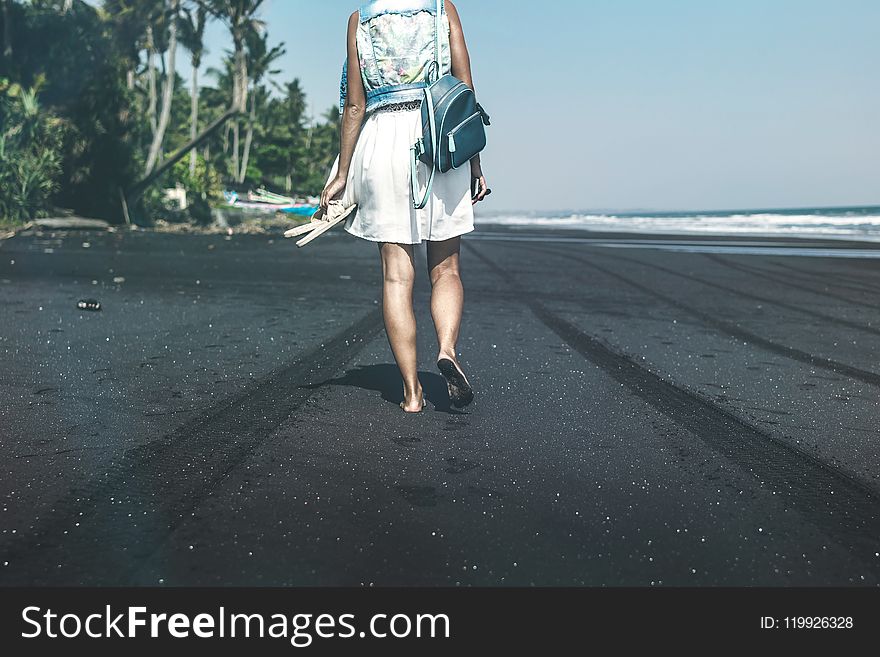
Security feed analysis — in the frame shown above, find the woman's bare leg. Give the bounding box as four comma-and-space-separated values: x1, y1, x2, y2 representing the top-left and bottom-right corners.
427, 237, 464, 364
428, 237, 474, 407
379, 242, 423, 412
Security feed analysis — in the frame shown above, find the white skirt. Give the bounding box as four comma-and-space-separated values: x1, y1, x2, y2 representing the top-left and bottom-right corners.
328, 106, 475, 245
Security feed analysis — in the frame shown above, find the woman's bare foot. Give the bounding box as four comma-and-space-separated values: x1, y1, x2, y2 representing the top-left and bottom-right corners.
400, 386, 426, 413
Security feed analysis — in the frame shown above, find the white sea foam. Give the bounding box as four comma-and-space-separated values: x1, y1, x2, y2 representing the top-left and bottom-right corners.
474, 210, 880, 241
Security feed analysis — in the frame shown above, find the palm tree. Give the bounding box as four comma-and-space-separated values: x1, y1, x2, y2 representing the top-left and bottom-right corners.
144, 0, 180, 175
178, 0, 209, 175
204, 0, 265, 111
238, 28, 284, 183
205, 56, 235, 174
281, 80, 308, 192
203, 0, 265, 181
144, 22, 158, 135
128, 0, 172, 142
126, 0, 263, 203
102, 0, 156, 91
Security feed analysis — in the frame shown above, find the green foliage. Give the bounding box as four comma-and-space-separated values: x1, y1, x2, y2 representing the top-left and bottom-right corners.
0, 78, 65, 223
249, 80, 339, 196
6, 0, 138, 220
1, 0, 342, 224
173, 152, 221, 199
178, 2, 209, 69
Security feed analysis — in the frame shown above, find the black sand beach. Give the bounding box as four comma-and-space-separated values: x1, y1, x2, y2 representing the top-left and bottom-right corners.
1, 224, 878, 586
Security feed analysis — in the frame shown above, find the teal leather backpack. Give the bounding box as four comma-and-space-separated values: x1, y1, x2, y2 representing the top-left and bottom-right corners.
410, 0, 490, 209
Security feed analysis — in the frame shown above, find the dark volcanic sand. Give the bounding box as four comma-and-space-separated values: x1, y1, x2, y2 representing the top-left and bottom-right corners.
0, 225, 878, 586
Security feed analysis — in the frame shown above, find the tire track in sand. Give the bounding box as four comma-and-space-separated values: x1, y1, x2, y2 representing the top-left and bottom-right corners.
0, 308, 385, 585
703, 254, 880, 311
587, 248, 880, 337
529, 244, 880, 388
465, 241, 880, 574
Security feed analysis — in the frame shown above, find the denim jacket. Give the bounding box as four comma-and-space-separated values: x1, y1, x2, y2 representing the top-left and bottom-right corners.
339, 0, 452, 114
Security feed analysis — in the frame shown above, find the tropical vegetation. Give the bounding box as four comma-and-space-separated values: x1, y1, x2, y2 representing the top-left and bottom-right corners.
0, 0, 339, 225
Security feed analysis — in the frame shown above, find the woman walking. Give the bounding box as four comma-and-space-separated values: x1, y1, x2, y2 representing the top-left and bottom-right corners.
321, 0, 489, 413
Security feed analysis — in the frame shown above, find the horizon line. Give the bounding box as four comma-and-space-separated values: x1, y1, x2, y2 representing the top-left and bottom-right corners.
477, 203, 880, 216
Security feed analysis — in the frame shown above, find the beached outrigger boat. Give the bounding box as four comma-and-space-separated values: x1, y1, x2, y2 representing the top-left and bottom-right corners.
248, 188, 295, 205
224, 189, 318, 216
224, 191, 288, 211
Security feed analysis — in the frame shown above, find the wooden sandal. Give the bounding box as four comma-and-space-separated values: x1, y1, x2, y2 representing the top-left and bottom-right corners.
437, 358, 474, 408
284, 201, 357, 247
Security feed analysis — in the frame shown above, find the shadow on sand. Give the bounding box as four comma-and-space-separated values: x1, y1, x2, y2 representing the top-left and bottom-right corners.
302, 364, 467, 414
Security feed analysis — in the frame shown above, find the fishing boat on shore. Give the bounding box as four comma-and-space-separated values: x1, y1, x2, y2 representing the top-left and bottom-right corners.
224, 188, 319, 216
248, 188, 295, 205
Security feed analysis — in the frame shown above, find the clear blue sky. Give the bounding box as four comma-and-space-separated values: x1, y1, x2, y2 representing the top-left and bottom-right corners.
191, 0, 880, 212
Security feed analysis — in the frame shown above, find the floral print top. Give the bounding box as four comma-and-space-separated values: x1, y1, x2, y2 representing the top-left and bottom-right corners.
340, 1, 452, 114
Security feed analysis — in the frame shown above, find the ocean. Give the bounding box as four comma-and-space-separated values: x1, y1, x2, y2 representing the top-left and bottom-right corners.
474, 206, 880, 241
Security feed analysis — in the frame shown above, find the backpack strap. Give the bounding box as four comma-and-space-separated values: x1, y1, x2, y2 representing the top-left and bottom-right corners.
435, 0, 442, 73
410, 0, 443, 210
411, 86, 438, 210
410, 145, 434, 210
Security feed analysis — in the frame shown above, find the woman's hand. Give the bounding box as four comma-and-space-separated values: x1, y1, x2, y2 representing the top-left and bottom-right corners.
471, 159, 489, 205
320, 174, 347, 209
